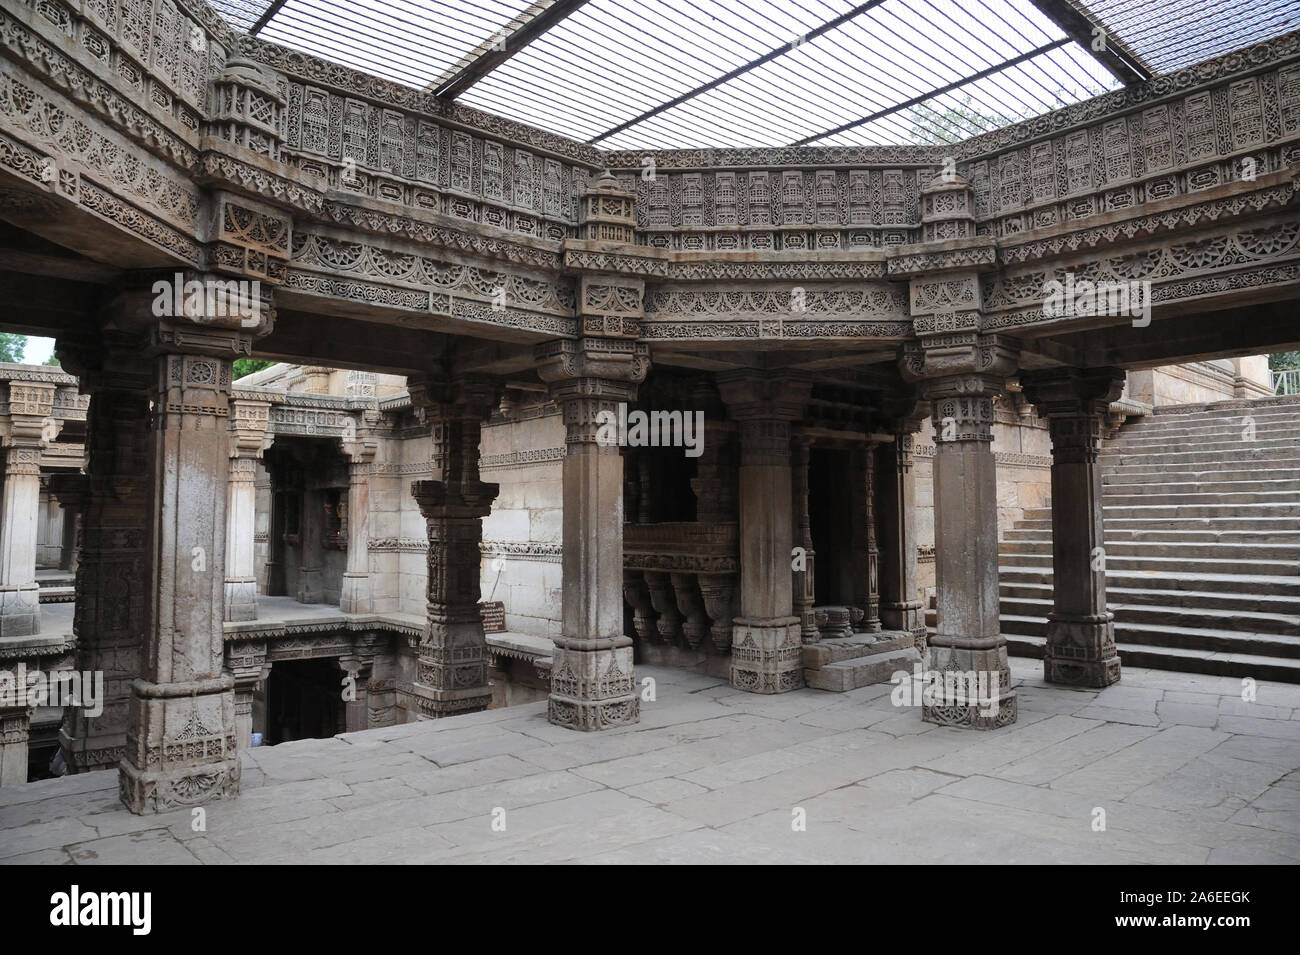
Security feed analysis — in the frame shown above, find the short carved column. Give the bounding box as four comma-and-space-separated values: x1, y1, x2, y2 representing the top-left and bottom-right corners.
339, 436, 377, 615
878, 403, 928, 653
224, 397, 270, 621
1022, 367, 1127, 688
408, 378, 499, 718
0, 381, 55, 636
922, 372, 1017, 728
717, 372, 811, 694
536, 338, 648, 730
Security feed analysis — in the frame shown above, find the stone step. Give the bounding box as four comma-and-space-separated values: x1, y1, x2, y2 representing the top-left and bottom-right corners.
1144, 396, 1300, 420
1112, 430, 1300, 450
999, 552, 1300, 574
803, 646, 920, 692
999, 581, 1300, 613
1003, 633, 1300, 683
1102, 476, 1300, 495
1102, 503, 1300, 519
1116, 415, 1300, 435
1103, 469, 1300, 488
999, 596, 1300, 637
999, 566, 1300, 597
1003, 527, 1300, 544
1105, 447, 1300, 468
1020, 506, 1300, 523
999, 615, 1300, 659
37, 587, 75, 604
999, 539, 1300, 560
1102, 458, 1300, 476
1102, 489, 1300, 507
1109, 436, 1300, 456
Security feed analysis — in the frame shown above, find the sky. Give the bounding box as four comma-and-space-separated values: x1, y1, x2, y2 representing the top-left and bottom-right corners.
24, 337, 55, 364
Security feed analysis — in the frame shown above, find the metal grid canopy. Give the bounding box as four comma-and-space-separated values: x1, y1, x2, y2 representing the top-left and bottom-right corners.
208, 0, 1300, 148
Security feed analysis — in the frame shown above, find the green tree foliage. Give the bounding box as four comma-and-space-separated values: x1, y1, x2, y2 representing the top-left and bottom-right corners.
1270, 352, 1300, 371
0, 333, 26, 364
905, 89, 1093, 146
232, 358, 277, 380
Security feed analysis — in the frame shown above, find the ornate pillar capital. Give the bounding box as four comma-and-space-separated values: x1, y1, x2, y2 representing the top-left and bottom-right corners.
535, 338, 649, 449
229, 397, 272, 458
535, 338, 649, 393
1020, 366, 1127, 418
901, 333, 1020, 388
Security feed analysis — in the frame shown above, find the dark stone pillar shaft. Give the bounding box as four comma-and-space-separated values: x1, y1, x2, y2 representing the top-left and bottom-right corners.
1022, 368, 1126, 688
923, 376, 1016, 729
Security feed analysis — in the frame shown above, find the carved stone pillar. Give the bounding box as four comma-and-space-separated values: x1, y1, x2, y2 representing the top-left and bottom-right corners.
339, 434, 377, 615
120, 335, 247, 812
1022, 367, 1127, 688
53, 340, 150, 775
338, 656, 371, 732
0, 706, 31, 785
898, 185, 1013, 728
878, 401, 928, 652
717, 372, 811, 694
791, 434, 818, 643
917, 363, 1018, 729
852, 439, 884, 633
227, 639, 268, 751
637, 455, 656, 523
0, 381, 55, 636
224, 397, 270, 621
536, 338, 648, 730
408, 376, 498, 718
295, 477, 324, 604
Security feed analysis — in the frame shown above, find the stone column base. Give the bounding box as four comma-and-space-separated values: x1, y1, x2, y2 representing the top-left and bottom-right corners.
223, 579, 258, 622
0, 586, 40, 637
1045, 615, 1122, 688
0, 706, 32, 786
119, 679, 240, 814
548, 645, 639, 731
59, 684, 130, 773
409, 683, 493, 719
921, 643, 1017, 729
339, 573, 373, 615
730, 617, 803, 694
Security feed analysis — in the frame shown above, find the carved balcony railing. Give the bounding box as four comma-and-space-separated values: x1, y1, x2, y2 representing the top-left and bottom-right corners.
622, 522, 738, 654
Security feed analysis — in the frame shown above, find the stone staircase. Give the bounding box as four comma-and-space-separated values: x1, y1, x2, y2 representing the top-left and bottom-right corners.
998, 395, 1300, 682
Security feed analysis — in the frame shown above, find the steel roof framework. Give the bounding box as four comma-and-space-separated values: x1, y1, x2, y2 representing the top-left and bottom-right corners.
205, 0, 1300, 148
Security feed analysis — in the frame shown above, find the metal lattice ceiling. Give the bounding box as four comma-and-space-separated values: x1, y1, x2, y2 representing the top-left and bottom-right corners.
205, 0, 1300, 148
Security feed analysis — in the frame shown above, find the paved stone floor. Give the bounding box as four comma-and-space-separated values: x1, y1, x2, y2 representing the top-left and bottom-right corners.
2, 660, 1298, 864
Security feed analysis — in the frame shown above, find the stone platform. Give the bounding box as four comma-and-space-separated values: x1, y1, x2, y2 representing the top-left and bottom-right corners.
1, 660, 1297, 864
